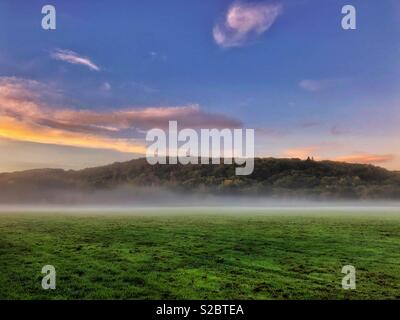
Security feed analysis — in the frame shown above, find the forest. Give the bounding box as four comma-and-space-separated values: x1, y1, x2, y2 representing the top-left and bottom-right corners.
0, 157, 400, 203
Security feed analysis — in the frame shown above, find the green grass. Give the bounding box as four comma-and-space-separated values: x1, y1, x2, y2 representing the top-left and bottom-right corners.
1, 209, 400, 299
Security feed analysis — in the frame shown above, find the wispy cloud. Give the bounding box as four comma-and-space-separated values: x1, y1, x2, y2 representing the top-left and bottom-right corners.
300, 121, 321, 129
149, 51, 167, 61
335, 153, 395, 165
51, 49, 100, 71
299, 80, 323, 92
0, 77, 241, 153
283, 144, 395, 165
213, 1, 282, 48
130, 81, 158, 94
330, 124, 350, 136
299, 78, 349, 93
282, 142, 341, 161
100, 82, 111, 91
284, 146, 319, 159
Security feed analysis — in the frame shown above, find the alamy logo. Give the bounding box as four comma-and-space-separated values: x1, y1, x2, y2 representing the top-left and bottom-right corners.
341, 265, 356, 290
341, 5, 356, 30
41, 5, 56, 30
41, 265, 56, 290
146, 121, 255, 175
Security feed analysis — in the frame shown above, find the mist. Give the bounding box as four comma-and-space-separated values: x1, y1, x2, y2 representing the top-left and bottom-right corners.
1, 184, 400, 212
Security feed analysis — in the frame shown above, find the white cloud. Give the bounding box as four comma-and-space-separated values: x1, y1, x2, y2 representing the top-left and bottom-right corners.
149, 51, 167, 61
51, 49, 100, 71
213, 1, 282, 48
299, 80, 322, 92
100, 82, 111, 91
299, 78, 348, 92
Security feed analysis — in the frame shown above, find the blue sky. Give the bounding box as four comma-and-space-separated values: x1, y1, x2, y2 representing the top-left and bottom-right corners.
0, 0, 399, 171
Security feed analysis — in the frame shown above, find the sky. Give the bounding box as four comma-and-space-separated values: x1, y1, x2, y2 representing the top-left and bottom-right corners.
0, 0, 399, 172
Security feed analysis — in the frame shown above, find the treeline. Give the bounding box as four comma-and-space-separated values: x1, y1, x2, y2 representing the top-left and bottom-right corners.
0, 157, 400, 202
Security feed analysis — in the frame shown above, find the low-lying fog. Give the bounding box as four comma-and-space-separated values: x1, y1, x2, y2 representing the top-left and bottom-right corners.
0, 186, 399, 213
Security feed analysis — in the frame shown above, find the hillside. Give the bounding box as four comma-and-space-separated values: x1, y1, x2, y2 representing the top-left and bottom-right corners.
0, 158, 400, 203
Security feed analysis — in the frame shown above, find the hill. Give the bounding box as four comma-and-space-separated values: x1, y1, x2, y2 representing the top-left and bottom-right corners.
0, 158, 400, 203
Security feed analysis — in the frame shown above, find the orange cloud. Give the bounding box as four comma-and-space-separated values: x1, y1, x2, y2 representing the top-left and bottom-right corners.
335, 153, 395, 165
284, 146, 319, 159
0, 115, 145, 153
0, 77, 241, 153
284, 145, 395, 166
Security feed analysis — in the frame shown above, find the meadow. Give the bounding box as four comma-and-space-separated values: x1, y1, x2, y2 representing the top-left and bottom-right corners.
1, 208, 400, 300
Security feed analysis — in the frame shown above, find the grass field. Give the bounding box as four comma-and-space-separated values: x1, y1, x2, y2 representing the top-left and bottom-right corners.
1, 208, 400, 300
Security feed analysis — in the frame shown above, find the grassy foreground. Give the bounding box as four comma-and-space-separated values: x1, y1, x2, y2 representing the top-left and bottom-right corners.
0, 209, 400, 299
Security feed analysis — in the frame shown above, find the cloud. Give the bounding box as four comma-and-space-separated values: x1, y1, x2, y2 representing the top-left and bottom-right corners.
299, 80, 326, 92
0, 77, 241, 153
299, 80, 322, 92
49, 105, 241, 132
282, 142, 342, 160
284, 146, 318, 159
335, 153, 395, 165
213, 1, 282, 48
51, 49, 100, 71
300, 121, 321, 129
100, 82, 111, 91
149, 51, 167, 61
280, 141, 397, 167
330, 124, 350, 136
130, 81, 158, 94
299, 78, 349, 93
